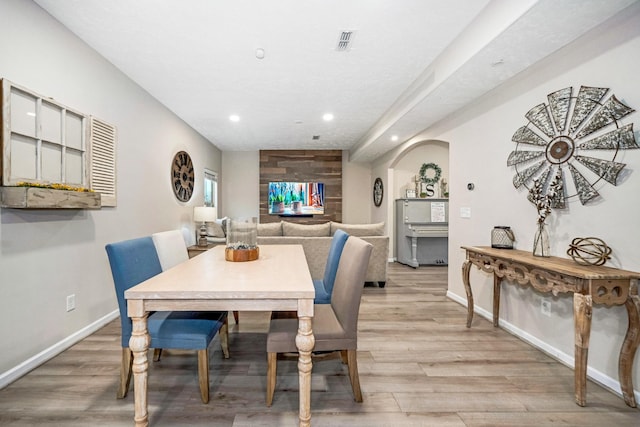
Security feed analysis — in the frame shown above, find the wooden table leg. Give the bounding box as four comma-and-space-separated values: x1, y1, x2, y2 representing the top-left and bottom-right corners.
128, 300, 150, 427
296, 301, 314, 427
493, 274, 502, 327
619, 294, 640, 407
573, 293, 592, 407
462, 260, 474, 328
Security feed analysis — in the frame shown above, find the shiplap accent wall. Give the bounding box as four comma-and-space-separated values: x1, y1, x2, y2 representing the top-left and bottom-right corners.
259, 150, 342, 224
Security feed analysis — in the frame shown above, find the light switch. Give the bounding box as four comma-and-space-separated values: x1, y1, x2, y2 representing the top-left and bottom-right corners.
460, 207, 471, 218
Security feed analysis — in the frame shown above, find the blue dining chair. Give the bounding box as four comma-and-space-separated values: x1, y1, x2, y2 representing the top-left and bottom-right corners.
313, 229, 349, 304
105, 236, 227, 403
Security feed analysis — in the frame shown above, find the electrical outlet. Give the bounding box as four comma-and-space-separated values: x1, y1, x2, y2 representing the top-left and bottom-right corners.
541, 298, 551, 317
66, 294, 76, 312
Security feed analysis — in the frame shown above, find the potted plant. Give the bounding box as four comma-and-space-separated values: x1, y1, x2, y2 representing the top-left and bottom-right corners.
290, 191, 302, 213
270, 193, 285, 213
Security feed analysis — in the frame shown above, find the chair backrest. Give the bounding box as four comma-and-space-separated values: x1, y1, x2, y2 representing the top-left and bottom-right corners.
152, 229, 189, 271
330, 236, 373, 340
323, 229, 349, 295
105, 236, 163, 347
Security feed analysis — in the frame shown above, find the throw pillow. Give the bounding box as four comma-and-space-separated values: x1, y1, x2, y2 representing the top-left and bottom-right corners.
258, 221, 283, 236
330, 222, 385, 237
282, 221, 331, 237
206, 220, 226, 238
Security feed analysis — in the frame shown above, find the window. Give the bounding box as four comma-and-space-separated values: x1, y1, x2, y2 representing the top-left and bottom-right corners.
203, 169, 217, 208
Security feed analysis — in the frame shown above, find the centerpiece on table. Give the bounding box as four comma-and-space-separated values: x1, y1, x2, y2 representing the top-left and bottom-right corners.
225, 217, 259, 262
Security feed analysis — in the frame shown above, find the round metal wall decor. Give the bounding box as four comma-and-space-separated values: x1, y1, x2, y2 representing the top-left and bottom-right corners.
508, 85, 638, 207
373, 177, 383, 207
171, 150, 194, 202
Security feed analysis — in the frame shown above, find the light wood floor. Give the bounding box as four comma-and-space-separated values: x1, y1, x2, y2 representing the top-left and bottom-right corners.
1, 263, 639, 426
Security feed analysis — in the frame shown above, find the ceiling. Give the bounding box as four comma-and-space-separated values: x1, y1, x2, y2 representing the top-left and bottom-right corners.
34, 0, 638, 163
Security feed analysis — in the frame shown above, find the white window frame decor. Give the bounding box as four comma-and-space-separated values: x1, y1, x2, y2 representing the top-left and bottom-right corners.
1, 79, 117, 208
1, 79, 89, 188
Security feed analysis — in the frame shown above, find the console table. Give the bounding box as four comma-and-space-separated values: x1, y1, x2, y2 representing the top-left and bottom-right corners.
461, 246, 640, 408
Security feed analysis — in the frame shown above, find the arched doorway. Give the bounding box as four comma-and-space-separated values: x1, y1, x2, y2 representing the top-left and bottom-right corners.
390, 140, 450, 263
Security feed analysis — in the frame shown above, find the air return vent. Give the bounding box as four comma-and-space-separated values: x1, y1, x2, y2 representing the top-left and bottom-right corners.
335, 30, 356, 51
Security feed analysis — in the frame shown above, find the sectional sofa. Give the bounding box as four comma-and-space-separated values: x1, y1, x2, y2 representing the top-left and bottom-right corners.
256, 221, 389, 287
207, 220, 389, 287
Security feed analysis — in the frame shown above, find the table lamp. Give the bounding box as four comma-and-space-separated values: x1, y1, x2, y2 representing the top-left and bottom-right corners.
194, 206, 217, 247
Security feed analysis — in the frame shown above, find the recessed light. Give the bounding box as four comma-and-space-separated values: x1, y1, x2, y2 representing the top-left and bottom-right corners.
255, 48, 265, 59
229, 115, 240, 122
322, 113, 334, 121
391, 135, 399, 142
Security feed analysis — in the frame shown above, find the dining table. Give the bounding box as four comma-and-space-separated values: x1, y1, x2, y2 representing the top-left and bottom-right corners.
125, 244, 315, 426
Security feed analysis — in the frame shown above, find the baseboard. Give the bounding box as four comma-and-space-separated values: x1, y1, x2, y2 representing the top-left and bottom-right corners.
446, 290, 640, 404
0, 310, 119, 389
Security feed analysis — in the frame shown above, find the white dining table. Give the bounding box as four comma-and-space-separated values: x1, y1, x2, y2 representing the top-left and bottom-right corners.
125, 244, 315, 426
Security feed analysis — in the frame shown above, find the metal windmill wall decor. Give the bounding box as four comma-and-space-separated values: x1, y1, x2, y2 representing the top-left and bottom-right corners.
508, 85, 638, 207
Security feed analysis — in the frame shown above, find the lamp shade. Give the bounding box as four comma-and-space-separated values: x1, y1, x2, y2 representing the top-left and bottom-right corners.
194, 206, 217, 223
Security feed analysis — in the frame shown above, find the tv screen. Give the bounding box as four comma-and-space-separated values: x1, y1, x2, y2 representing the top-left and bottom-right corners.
268, 181, 325, 215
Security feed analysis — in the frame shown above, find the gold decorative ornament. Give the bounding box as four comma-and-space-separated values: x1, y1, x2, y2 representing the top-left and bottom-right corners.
567, 237, 612, 266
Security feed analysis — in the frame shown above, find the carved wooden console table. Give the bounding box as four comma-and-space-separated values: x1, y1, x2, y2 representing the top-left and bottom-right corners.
461, 246, 640, 408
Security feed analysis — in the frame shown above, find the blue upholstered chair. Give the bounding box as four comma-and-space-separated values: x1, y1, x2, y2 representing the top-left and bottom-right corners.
313, 229, 349, 304
105, 236, 227, 403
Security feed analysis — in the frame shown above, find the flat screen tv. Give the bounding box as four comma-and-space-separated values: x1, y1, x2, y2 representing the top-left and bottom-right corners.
268, 181, 325, 216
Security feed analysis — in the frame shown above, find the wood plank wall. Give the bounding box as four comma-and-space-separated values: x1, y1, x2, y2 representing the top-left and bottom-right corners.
259, 150, 342, 224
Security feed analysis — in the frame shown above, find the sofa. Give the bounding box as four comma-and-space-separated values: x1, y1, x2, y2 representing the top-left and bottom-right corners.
207, 219, 389, 287
256, 221, 388, 287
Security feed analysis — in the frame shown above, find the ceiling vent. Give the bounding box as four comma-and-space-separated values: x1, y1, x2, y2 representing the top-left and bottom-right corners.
312, 135, 320, 140
335, 30, 356, 51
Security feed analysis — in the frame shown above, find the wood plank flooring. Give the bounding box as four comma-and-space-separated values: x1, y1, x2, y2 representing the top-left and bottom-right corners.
1, 262, 639, 426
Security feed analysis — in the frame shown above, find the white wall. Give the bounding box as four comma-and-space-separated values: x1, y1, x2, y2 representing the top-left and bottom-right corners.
376, 5, 640, 399
220, 151, 260, 219
0, 0, 221, 381
342, 151, 371, 224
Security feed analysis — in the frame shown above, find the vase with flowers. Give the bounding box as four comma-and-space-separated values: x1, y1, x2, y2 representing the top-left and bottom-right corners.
528, 170, 562, 257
